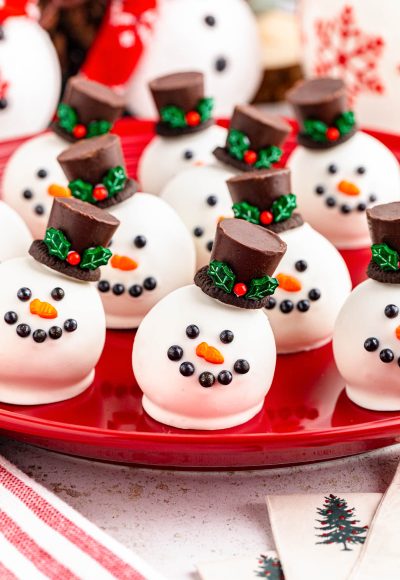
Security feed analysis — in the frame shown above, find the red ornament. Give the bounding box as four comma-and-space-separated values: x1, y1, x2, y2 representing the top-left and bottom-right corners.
233, 283, 247, 297
326, 510, 332, 515
260, 211, 274, 225
244, 150, 257, 165
93, 184, 108, 201
67, 251, 81, 266
185, 111, 201, 127
326, 127, 340, 141
339, 526, 344, 530
339, 516, 345, 520
72, 124, 87, 139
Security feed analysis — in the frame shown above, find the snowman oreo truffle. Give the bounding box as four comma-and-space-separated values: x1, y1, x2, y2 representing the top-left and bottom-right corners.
138, 72, 226, 194
0, 0, 61, 140
161, 104, 291, 268
2, 76, 124, 239
228, 169, 352, 353
0, 201, 32, 262
287, 78, 400, 249
0, 197, 119, 405
133, 218, 286, 430
334, 202, 400, 411
58, 134, 195, 329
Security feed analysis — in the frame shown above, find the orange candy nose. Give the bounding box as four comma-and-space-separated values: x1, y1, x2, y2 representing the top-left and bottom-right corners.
337, 180, 360, 196
111, 255, 138, 271
196, 342, 224, 364
30, 299, 58, 319
48, 184, 71, 198
276, 273, 302, 292
396, 326, 400, 340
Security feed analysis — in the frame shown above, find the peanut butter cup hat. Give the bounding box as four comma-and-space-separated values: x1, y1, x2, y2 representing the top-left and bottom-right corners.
367, 202, 400, 284
29, 197, 120, 282
149, 71, 214, 136
52, 76, 125, 143
57, 134, 138, 210
227, 168, 303, 234
287, 77, 356, 149
194, 218, 287, 309
213, 104, 290, 172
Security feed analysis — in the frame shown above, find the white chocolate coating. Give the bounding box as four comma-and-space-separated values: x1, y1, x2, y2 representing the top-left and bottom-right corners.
99, 193, 196, 329
161, 165, 234, 269
2, 132, 69, 239
137, 124, 226, 195
287, 132, 400, 249
333, 279, 400, 411
126, 0, 262, 118
133, 284, 276, 430
265, 223, 352, 354
0, 17, 61, 140
0, 201, 32, 262
0, 257, 105, 405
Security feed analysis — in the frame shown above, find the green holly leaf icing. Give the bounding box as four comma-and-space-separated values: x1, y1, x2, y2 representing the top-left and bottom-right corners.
254, 146, 282, 169
69, 179, 94, 203
227, 129, 250, 161
103, 166, 127, 195
271, 193, 297, 223
44, 228, 71, 260
246, 275, 279, 300
80, 246, 112, 270
160, 105, 187, 128
371, 243, 399, 271
197, 97, 214, 122
208, 260, 236, 293
304, 119, 328, 142
86, 120, 112, 138
57, 103, 78, 133
335, 111, 355, 135
232, 201, 260, 224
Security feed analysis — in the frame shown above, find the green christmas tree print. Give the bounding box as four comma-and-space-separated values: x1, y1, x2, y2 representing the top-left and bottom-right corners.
315, 494, 369, 551
255, 554, 284, 579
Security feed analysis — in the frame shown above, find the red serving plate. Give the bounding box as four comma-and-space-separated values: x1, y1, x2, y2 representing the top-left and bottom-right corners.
0, 118, 399, 469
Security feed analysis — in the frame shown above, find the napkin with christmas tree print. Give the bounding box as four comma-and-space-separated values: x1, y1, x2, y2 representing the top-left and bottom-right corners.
197, 550, 284, 580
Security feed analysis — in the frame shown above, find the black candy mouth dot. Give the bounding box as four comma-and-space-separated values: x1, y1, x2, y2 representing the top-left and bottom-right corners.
314, 184, 377, 213
98, 278, 157, 298
4, 312, 77, 342
364, 336, 400, 367
266, 289, 321, 314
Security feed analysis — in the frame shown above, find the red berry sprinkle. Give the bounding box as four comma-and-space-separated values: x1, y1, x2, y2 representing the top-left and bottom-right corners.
326, 127, 340, 141
67, 251, 81, 266
93, 184, 108, 201
260, 210, 274, 225
186, 111, 201, 126
233, 282, 247, 297
244, 150, 257, 165
72, 124, 87, 139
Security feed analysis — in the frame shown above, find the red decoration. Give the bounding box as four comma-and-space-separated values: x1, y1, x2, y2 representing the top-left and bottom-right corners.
326, 127, 340, 141
260, 211, 274, 226
72, 124, 87, 139
326, 510, 332, 515
339, 516, 345, 520
244, 150, 257, 165
185, 111, 201, 127
67, 251, 81, 266
233, 283, 247, 297
0, 0, 35, 24
93, 184, 108, 201
314, 5, 385, 106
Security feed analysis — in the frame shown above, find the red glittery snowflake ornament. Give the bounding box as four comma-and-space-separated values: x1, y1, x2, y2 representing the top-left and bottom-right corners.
313, 5, 385, 106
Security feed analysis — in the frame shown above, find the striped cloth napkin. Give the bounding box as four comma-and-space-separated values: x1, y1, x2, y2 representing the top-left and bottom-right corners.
0, 455, 164, 580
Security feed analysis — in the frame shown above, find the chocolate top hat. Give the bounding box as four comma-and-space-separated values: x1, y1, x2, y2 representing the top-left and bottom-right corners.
227, 168, 303, 234
149, 71, 214, 136
194, 218, 287, 309
29, 197, 120, 282
287, 77, 356, 149
57, 134, 137, 210
213, 104, 290, 172
52, 76, 125, 143
367, 202, 400, 284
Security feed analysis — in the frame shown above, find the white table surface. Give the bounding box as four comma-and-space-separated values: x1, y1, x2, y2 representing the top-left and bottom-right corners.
0, 438, 399, 580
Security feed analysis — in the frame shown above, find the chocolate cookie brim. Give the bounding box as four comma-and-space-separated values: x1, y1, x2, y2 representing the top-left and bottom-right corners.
94, 178, 138, 210
50, 122, 79, 143
194, 266, 271, 310
155, 118, 213, 137
367, 261, 400, 284
265, 212, 304, 234
297, 127, 357, 150
29, 240, 100, 282
213, 147, 274, 172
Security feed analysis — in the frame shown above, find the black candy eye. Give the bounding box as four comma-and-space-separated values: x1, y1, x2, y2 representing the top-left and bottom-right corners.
193, 227, 204, 237
183, 150, 194, 160
204, 15, 216, 26
34, 204, 45, 216
108, 239, 113, 248
385, 304, 399, 318
220, 330, 234, 344
37, 169, 48, 179
328, 164, 338, 174
206, 195, 218, 206
134, 235, 147, 248
295, 260, 308, 272
51, 287, 64, 301
215, 57, 228, 72
206, 241, 213, 252
315, 185, 325, 195
186, 324, 199, 339
23, 189, 33, 199
17, 287, 31, 302
356, 166, 366, 175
